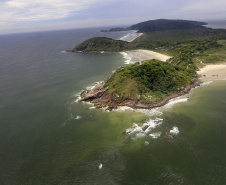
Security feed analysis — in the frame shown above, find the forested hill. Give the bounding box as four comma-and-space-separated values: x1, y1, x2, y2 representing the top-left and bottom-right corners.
101, 19, 208, 33
137, 21, 207, 33
129, 19, 207, 31
67, 37, 135, 52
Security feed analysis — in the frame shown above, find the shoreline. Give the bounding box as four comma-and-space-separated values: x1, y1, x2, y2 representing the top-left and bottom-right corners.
197, 63, 226, 81
78, 76, 201, 111
124, 49, 171, 63
77, 62, 226, 111
76, 46, 225, 111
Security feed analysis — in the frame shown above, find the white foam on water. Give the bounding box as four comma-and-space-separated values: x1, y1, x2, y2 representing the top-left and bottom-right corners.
125, 118, 163, 139
74, 115, 82, 120
115, 106, 162, 117
149, 132, 162, 139
200, 81, 213, 86
136, 108, 163, 117
74, 81, 103, 103
89, 106, 96, 109
169, 127, 179, 135
85, 81, 104, 91
98, 163, 103, 169
74, 91, 83, 102
120, 52, 133, 64
162, 98, 188, 109
60, 50, 67, 53
144, 141, 149, 145
115, 106, 134, 111
125, 123, 143, 135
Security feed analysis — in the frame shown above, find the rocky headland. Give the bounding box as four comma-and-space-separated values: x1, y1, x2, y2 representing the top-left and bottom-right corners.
79, 76, 200, 110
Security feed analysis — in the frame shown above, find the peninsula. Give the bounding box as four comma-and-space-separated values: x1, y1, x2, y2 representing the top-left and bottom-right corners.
68, 19, 226, 110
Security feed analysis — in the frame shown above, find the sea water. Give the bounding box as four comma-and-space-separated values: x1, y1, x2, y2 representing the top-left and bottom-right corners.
0, 27, 226, 185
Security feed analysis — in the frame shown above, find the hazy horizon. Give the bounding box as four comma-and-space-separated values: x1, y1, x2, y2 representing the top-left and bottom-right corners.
1, 0, 226, 34
1, 19, 226, 36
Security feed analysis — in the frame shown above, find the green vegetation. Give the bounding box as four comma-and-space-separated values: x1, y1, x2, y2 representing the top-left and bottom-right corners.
194, 40, 226, 64
71, 37, 135, 52
137, 22, 206, 33
73, 19, 226, 105
129, 19, 207, 31
134, 29, 226, 65
103, 59, 196, 102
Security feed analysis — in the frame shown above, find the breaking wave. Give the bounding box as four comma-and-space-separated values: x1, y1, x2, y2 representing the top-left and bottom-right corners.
169, 126, 179, 135
120, 52, 133, 64
125, 118, 163, 140
200, 81, 213, 86
162, 98, 189, 109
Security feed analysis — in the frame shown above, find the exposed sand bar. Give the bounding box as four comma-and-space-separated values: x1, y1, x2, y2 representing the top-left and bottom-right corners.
125, 49, 171, 62
197, 63, 226, 81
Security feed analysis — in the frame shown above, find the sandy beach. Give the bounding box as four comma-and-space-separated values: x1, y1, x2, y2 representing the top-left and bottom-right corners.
197, 63, 226, 81
125, 49, 171, 62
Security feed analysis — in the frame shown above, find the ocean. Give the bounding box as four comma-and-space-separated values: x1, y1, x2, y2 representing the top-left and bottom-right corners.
0, 26, 226, 185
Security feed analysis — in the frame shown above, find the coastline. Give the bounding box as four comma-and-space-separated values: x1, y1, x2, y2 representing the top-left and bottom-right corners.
78, 76, 201, 110
124, 49, 171, 62
77, 61, 226, 111
197, 63, 226, 81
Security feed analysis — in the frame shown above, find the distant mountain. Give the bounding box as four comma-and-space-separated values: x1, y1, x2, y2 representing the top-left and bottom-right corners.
137, 21, 207, 33
67, 37, 135, 52
101, 19, 208, 33
100, 27, 130, 32
129, 19, 207, 31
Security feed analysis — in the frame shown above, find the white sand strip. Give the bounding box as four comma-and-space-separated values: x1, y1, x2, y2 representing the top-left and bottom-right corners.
197, 63, 226, 81
125, 49, 171, 62
128, 33, 143, 42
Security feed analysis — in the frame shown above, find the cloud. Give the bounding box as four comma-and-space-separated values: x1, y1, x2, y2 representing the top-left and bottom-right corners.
181, 0, 226, 14
0, 0, 117, 22
0, 0, 226, 34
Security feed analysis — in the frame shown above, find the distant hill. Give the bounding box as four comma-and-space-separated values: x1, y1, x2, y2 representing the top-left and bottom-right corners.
67, 37, 135, 52
101, 19, 208, 33
137, 21, 207, 33
129, 19, 207, 31
100, 27, 130, 32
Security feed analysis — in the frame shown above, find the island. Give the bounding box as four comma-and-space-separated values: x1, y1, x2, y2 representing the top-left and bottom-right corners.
67, 19, 226, 110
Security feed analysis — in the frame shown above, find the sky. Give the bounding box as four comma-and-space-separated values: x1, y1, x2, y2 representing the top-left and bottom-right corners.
0, 0, 226, 34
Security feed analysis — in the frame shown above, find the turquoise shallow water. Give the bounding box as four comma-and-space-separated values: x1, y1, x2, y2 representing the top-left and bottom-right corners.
0, 29, 226, 185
